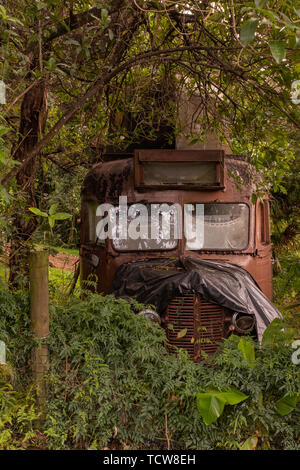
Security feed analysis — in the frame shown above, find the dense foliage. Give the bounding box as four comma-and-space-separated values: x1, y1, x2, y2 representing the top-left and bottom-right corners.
0, 287, 299, 450
0, 0, 299, 452
0, 0, 299, 285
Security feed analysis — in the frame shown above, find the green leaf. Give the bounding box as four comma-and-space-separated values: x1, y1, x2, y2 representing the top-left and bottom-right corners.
46, 57, 56, 71
49, 203, 58, 216
0, 126, 10, 137
177, 328, 187, 339
269, 40, 286, 64
196, 388, 249, 425
28, 207, 48, 218
48, 215, 55, 228
36, 2, 47, 11
220, 388, 249, 405
101, 8, 108, 20
196, 392, 227, 425
64, 39, 81, 47
238, 337, 255, 366
0, 185, 10, 203
188, 138, 199, 146
262, 318, 283, 346
0, 149, 7, 163
275, 394, 300, 416
53, 212, 72, 220
261, 318, 296, 346
0, 5, 7, 20
42, 160, 48, 174
251, 193, 258, 205
239, 436, 258, 450
8, 15, 23, 25
240, 19, 259, 47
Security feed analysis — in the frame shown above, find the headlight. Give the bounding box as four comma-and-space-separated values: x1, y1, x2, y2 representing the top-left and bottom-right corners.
232, 312, 255, 334
138, 309, 161, 325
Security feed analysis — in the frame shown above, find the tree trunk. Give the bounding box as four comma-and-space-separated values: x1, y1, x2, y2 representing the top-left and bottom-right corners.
9, 79, 48, 288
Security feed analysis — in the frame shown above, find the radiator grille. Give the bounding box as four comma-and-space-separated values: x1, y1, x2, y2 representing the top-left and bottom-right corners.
165, 294, 225, 361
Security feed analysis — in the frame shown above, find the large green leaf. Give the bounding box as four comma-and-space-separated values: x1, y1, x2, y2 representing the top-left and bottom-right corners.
262, 318, 286, 346
240, 19, 259, 47
53, 212, 72, 220
0, 5, 6, 19
28, 207, 48, 218
238, 337, 255, 366
48, 215, 55, 228
196, 388, 249, 425
269, 40, 286, 64
49, 203, 58, 216
275, 394, 300, 416
239, 436, 258, 450
219, 388, 249, 405
262, 318, 296, 346
196, 393, 227, 425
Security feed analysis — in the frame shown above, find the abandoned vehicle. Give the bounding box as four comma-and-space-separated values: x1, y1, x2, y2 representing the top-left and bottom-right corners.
80, 148, 281, 361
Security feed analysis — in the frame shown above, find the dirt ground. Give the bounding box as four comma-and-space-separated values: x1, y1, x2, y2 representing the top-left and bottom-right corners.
49, 253, 79, 271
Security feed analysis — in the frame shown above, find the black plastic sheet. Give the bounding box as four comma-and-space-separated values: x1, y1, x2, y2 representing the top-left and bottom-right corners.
110, 256, 282, 341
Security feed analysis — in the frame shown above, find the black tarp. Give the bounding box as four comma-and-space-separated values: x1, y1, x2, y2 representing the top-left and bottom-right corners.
109, 256, 282, 341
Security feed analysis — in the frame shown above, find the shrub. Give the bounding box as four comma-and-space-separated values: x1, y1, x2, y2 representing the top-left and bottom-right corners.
0, 287, 299, 450
0, 364, 41, 449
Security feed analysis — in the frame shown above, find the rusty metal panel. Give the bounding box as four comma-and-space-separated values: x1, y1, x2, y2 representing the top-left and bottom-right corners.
135, 149, 225, 162
194, 296, 225, 360
80, 153, 273, 300
164, 295, 225, 361
165, 295, 195, 357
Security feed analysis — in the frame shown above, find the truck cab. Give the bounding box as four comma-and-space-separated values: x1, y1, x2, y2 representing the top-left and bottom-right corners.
80, 148, 278, 361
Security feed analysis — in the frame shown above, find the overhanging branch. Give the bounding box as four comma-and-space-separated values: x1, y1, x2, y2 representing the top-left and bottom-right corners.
2, 41, 299, 187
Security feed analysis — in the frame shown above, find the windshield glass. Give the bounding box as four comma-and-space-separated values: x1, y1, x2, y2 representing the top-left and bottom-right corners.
114, 203, 179, 251
143, 161, 217, 186
185, 203, 249, 251
90, 203, 180, 251
87, 201, 249, 251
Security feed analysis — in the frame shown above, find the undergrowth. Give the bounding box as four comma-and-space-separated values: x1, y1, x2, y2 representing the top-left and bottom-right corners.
273, 251, 300, 331
0, 287, 299, 450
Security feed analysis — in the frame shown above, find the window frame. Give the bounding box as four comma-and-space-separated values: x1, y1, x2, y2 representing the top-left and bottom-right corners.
259, 200, 271, 245
134, 149, 225, 190
184, 202, 251, 252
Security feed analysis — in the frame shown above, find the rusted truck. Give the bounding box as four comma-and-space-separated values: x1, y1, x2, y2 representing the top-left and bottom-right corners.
80, 148, 281, 361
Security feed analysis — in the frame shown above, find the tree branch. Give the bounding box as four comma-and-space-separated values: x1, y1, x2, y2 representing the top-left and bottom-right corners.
26, 2, 126, 52
2, 43, 298, 186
